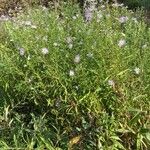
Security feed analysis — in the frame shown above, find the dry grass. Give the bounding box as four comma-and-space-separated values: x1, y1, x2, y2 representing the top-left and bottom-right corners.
0, 0, 53, 16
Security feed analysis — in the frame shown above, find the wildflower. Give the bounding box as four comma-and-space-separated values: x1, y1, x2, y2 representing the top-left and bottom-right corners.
31, 25, 37, 29
97, 12, 103, 22
19, 48, 25, 56
66, 37, 72, 44
106, 14, 110, 18
53, 43, 58, 47
87, 52, 93, 58
0, 15, 9, 21
69, 70, 75, 77
76, 14, 79, 18
24, 21, 32, 26
97, 12, 103, 19
101, 5, 105, 8
43, 36, 48, 41
41, 48, 49, 55
27, 55, 31, 60
112, 3, 124, 8
55, 98, 61, 107
84, 8, 93, 22
132, 17, 138, 23
75, 85, 79, 90
72, 16, 77, 20
74, 54, 80, 64
142, 44, 147, 49
68, 43, 73, 49
28, 79, 32, 83
118, 16, 128, 23
108, 80, 115, 87
42, 6, 48, 11
134, 67, 140, 75
118, 39, 126, 48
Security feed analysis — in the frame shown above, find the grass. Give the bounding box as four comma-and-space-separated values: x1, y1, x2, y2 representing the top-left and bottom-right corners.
0, 1, 150, 150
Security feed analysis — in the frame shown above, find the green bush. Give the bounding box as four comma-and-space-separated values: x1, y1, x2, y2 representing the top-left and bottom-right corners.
0, 2, 150, 150
121, 0, 150, 9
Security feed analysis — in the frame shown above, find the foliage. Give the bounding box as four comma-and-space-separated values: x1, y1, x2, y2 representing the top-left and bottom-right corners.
0, 2, 150, 150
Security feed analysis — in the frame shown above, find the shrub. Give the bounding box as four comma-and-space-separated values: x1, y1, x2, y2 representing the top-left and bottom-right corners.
0, 2, 150, 149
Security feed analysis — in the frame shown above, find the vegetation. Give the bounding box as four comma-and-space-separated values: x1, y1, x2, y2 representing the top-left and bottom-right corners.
0, 1, 150, 150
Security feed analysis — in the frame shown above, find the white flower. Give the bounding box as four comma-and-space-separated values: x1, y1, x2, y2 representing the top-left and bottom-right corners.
69, 70, 75, 77
118, 16, 128, 23
134, 67, 140, 75
53, 43, 58, 46
72, 16, 77, 20
97, 12, 103, 19
87, 52, 93, 58
24, 21, 32, 26
66, 37, 72, 44
74, 54, 80, 63
19, 48, 25, 56
27, 55, 31, 60
31, 25, 37, 29
132, 17, 138, 23
112, 3, 124, 8
0, 15, 9, 21
97, 12, 103, 22
142, 44, 147, 49
101, 5, 105, 8
43, 36, 48, 41
28, 79, 32, 83
41, 48, 49, 55
108, 80, 115, 87
75, 86, 79, 90
118, 39, 126, 48
106, 14, 110, 18
42, 6, 48, 11
68, 43, 73, 49
99, 0, 103, 3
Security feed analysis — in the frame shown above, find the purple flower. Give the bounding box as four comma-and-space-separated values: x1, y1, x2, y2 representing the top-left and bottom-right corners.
84, 8, 93, 22
19, 48, 25, 56
118, 16, 128, 23
108, 80, 115, 87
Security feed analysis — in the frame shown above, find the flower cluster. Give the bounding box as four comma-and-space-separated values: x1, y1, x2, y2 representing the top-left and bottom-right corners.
41, 48, 49, 55
118, 16, 128, 23
18, 48, 25, 56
